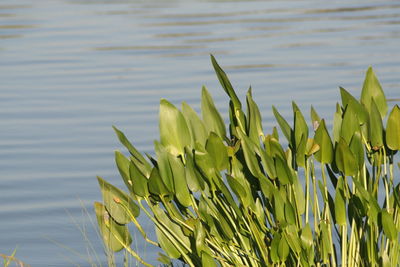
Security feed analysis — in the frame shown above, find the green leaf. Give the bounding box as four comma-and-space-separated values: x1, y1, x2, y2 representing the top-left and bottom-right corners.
236, 127, 265, 179
205, 132, 228, 171
294, 106, 308, 167
349, 131, 364, 169
94, 202, 132, 252
300, 223, 313, 249
275, 156, 293, 185
381, 210, 397, 241
210, 55, 242, 110
361, 66, 387, 118
310, 106, 321, 130
293, 175, 305, 215
168, 154, 192, 207
115, 151, 131, 190
155, 226, 181, 259
154, 141, 174, 193
340, 87, 368, 124
270, 233, 281, 263
273, 190, 286, 223
333, 103, 343, 143
314, 119, 333, 164
97, 177, 139, 224
340, 105, 360, 144
128, 161, 149, 198
159, 99, 191, 157
369, 99, 384, 149
201, 87, 226, 139
246, 88, 263, 145
386, 105, 400, 150
278, 235, 290, 262
201, 252, 217, 267
184, 147, 204, 192
113, 126, 151, 177
157, 253, 172, 265
272, 106, 292, 144
182, 102, 208, 147
153, 205, 190, 257
334, 179, 346, 226
284, 202, 296, 225
335, 138, 358, 176
148, 166, 171, 198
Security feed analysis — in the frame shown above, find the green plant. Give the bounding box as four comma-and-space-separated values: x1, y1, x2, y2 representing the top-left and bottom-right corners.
95, 55, 400, 266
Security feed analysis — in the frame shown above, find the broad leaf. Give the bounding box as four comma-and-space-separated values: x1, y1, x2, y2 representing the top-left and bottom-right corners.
159, 99, 191, 156
94, 202, 132, 252
386, 105, 400, 150
201, 87, 226, 139
314, 119, 333, 164
97, 177, 139, 224
360, 66, 387, 118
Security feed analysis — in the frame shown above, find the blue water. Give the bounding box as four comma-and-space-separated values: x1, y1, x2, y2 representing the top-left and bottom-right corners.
1, 0, 399, 266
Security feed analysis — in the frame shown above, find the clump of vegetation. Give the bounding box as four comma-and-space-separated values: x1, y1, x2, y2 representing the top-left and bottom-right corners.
95, 55, 400, 266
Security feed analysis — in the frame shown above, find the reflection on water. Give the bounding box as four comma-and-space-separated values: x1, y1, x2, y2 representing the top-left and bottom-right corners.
0, 0, 399, 266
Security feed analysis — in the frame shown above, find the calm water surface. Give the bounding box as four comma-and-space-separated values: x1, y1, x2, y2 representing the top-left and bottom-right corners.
1, 0, 399, 265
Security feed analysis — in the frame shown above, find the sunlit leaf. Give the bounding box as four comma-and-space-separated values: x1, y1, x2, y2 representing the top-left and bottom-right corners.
386, 105, 400, 150
94, 202, 132, 252
381, 210, 397, 241
182, 102, 208, 147
314, 119, 333, 164
97, 177, 139, 224
246, 88, 263, 145
201, 87, 226, 139
360, 66, 387, 118
159, 99, 191, 156
369, 99, 384, 149
272, 106, 292, 144
335, 138, 358, 176
206, 132, 228, 171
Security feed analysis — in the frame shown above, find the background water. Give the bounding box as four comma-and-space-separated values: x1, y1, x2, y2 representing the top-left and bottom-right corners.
0, 0, 399, 266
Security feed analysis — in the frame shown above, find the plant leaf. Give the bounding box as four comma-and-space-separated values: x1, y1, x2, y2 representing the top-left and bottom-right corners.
272, 106, 292, 144
314, 119, 333, 164
369, 99, 384, 149
205, 132, 228, 171
386, 105, 400, 150
97, 177, 139, 224
94, 202, 132, 252
159, 99, 191, 157
182, 102, 208, 147
201, 86, 226, 139
360, 66, 387, 118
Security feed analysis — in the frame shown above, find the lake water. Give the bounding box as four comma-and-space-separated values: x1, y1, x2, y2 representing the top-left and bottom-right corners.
1, 0, 399, 266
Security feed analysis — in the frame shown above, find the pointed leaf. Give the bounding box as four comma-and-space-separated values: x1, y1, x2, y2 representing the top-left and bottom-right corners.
129, 161, 149, 198
369, 99, 384, 149
94, 202, 132, 252
168, 154, 192, 207
246, 88, 263, 145
205, 132, 228, 171
159, 99, 191, 156
97, 177, 139, 224
314, 119, 333, 164
381, 210, 397, 241
272, 106, 292, 144
340, 87, 368, 124
201, 87, 226, 139
335, 138, 358, 176
361, 66, 387, 118
182, 102, 208, 147
386, 105, 400, 150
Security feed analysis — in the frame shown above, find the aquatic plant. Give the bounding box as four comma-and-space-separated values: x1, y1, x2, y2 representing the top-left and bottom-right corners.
95, 55, 400, 266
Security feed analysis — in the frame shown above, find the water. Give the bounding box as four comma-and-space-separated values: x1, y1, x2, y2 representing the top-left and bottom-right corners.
0, 0, 399, 265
